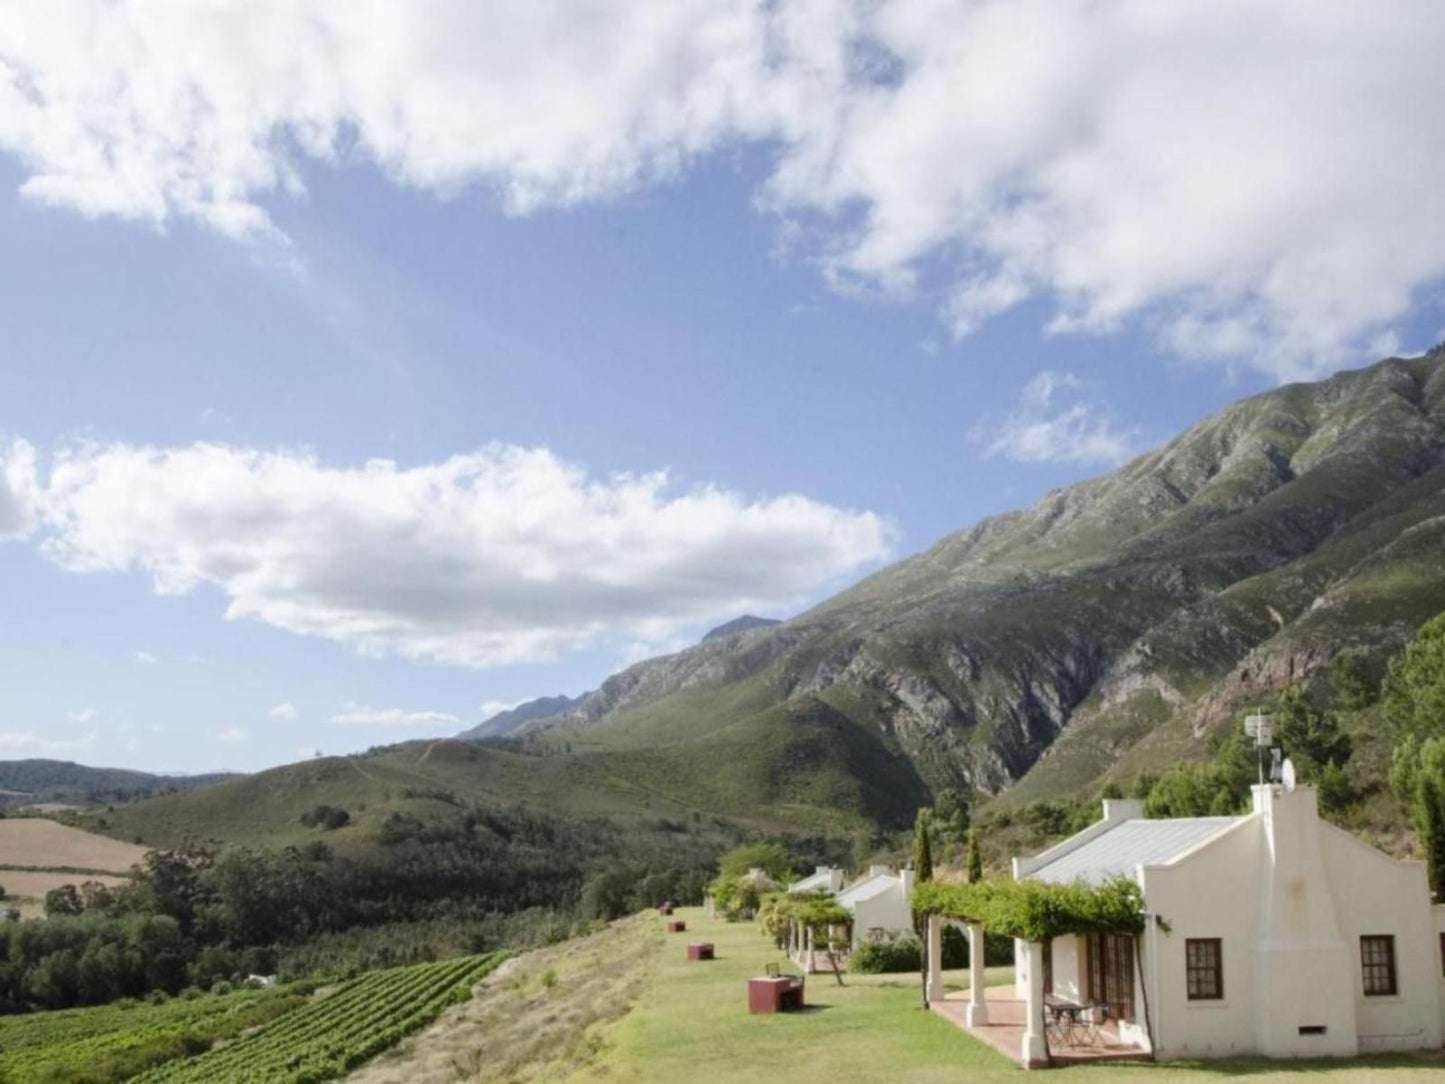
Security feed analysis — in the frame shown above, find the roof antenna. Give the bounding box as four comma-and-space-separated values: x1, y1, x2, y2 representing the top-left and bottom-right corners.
1244, 711, 1275, 785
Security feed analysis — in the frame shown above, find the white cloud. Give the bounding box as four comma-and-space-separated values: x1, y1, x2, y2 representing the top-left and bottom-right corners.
216, 726, 247, 742
478, 700, 520, 721
0, 3, 1441, 375
133, 650, 159, 665
0, 439, 39, 540
268, 702, 298, 721
329, 703, 460, 729
0, 730, 94, 755
68, 708, 97, 724
983, 371, 1138, 466
30, 440, 890, 667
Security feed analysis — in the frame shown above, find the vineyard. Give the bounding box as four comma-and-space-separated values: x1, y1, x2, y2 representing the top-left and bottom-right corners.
130, 953, 505, 1084
0, 985, 305, 1084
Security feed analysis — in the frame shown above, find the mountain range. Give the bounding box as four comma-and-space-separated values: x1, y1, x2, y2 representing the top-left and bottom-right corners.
461, 348, 1445, 818
48, 348, 1445, 845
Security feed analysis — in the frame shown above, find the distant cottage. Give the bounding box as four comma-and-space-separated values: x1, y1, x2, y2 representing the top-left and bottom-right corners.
786, 864, 914, 972
926, 782, 1445, 1063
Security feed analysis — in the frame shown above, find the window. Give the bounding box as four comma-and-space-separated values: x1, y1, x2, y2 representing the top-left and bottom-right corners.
1185, 938, 1223, 1000
1360, 935, 1397, 997
1085, 933, 1135, 1021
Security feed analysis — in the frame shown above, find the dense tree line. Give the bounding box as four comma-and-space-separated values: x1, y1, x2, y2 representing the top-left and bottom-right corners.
0, 800, 734, 1013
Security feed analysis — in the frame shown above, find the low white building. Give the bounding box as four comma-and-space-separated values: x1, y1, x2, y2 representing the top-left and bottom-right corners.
956, 781, 1445, 1063
836, 864, 915, 947
787, 864, 916, 971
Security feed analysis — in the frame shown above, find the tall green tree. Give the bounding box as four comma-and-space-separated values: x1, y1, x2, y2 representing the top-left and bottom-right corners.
1385, 611, 1445, 738
1274, 686, 1351, 779
912, 808, 934, 1008
912, 808, 934, 884
1415, 775, 1445, 903
966, 827, 983, 884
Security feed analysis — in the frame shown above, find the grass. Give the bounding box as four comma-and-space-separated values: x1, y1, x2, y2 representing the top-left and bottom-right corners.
557, 908, 1445, 1083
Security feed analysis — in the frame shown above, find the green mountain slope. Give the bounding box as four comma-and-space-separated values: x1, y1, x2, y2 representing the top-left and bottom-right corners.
514, 349, 1445, 810
94, 349, 1445, 844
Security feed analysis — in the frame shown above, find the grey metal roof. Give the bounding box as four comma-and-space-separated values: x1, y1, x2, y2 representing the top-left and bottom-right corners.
788, 871, 833, 894
837, 874, 896, 906
1029, 817, 1244, 885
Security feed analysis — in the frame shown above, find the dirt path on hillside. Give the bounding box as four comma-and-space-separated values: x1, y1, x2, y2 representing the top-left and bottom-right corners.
345, 914, 661, 1084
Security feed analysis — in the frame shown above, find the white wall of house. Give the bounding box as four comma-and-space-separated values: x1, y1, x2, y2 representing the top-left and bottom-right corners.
1139, 784, 1442, 1059
1319, 822, 1442, 1052
1140, 815, 1265, 1058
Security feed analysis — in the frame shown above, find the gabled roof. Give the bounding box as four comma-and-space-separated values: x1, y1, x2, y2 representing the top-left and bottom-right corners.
1028, 816, 1245, 885
788, 870, 835, 894
837, 873, 897, 906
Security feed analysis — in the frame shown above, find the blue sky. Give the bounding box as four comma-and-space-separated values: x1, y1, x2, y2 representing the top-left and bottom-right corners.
0, 2, 1442, 772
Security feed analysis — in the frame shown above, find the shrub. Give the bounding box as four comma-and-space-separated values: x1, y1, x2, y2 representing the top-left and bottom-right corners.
848, 930, 922, 974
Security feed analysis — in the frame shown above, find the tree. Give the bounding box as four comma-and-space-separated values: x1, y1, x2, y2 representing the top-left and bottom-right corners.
1331, 651, 1377, 709
1384, 611, 1445, 738
44, 884, 82, 917
912, 808, 934, 1008
966, 827, 983, 884
912, 808, 934, 884
716, 841, 791, 882
1415, 775, 1445, 903
1274, 686, 1351, 778
934, 789, 970, 847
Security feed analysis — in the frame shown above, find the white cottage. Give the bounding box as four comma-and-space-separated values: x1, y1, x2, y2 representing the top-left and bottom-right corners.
786, 864, 916, 972
836, 864, 915, 946
983, 783, 1445, 1063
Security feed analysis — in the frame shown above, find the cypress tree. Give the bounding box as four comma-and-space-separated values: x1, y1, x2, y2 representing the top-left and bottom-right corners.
912, 808, 933, 1008
966, 827, 983, 884
1417, 775, 1445, 903
912, 808, 934, 884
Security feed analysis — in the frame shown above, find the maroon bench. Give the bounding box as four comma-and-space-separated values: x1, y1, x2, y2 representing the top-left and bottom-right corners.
659, 902, 674, 916
748, 975, 804, 1013
666, 919, 687, 933
687, 942, 715, 961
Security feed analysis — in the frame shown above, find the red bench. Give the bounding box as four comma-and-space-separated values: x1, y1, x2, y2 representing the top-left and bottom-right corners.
687, 942, 714, 961
659, 902, 674, 916
748, 975, 804, 1013
666, 920, 687, 933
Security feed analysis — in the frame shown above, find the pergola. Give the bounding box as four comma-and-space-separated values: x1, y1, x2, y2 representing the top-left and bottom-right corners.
761, 891, 853, 980
912, 876, 1147, 1066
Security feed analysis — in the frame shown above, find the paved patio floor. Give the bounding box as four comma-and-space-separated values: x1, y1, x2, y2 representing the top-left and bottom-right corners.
931, 985, 1152, 1070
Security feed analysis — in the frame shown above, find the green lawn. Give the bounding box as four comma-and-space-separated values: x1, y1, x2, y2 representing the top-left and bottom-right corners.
563, 908, 1445, 1083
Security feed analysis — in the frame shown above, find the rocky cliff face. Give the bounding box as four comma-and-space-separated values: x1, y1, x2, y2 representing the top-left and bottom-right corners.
480, 350, 1445, 810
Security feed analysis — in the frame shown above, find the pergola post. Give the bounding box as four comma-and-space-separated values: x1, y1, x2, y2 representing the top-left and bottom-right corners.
804, 925, 815, 972
965, 922, 989, 1026
925, 914, 944, 1004
1018, 938, 1048, 1068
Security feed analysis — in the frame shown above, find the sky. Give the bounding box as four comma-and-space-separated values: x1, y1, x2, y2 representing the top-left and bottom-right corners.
1, 1, 1443, 773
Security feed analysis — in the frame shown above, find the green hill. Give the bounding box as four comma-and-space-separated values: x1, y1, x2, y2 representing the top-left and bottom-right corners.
0, 759, 233, 808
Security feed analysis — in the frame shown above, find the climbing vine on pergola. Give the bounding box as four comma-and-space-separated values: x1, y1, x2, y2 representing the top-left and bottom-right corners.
911, 875, 1145, 941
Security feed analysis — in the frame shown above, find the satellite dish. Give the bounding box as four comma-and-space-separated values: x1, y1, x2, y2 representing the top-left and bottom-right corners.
1281, 758, 1296, 792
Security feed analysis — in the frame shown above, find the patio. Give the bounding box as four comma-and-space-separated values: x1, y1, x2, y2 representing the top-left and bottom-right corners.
931, 983, 1150, 1069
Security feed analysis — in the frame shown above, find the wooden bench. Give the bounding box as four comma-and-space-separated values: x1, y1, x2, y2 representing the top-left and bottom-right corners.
686, 942, 714, 961
666, 919, 687, 933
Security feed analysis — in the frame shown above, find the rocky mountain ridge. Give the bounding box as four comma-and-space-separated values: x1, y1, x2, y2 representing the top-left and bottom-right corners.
473, 349, 1445, 809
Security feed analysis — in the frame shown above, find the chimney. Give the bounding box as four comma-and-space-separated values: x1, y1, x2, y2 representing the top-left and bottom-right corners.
869, 864, 890, 878
816, 865, 829, 876
1101, 798, 1144, 822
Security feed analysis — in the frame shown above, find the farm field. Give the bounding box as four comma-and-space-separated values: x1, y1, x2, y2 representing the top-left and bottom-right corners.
0, 819, 150, 916
0, 819, 151, 870
0, 985, 305, 1084
131, 953, 505, 1084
